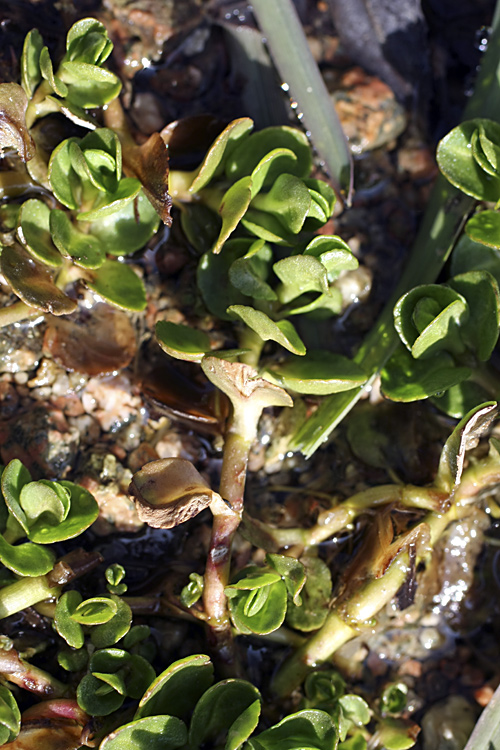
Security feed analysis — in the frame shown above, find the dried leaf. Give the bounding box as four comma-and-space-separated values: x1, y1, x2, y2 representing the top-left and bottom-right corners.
0, 83, 35, 162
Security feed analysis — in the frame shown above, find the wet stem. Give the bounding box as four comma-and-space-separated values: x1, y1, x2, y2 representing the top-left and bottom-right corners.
202, 399, 263, 672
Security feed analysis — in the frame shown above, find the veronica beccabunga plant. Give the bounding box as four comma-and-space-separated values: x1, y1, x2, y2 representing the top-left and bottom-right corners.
0, 18, 170, 326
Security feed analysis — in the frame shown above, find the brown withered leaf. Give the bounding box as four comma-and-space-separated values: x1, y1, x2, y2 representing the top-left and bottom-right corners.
0, 83, 35, 162
0, 243, 77, 316
129, 457, 218, 529
43, 302, 137, 376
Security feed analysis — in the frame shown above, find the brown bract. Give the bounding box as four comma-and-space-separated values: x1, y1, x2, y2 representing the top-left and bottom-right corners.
201, 357, 293, 411
129, 457, 217, 529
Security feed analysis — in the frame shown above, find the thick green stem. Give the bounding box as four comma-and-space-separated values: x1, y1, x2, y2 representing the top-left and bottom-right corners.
239, 326, 265, 368
0, 301, 39, 329
0, 575, 60, 620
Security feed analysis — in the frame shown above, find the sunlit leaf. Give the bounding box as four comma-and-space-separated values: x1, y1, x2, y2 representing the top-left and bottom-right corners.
100, 715, 187, 750
156, 321, 211, 363
274, 255, 328, 304
86, 259, 147, 312
136, 654, 214, 721
228, 305, 306, 355
437, 119, 500, 202
64, 18, 113, 65
18, 199, 62, 267
213, 176, 253, 254
190, 117, 254, 193
59, 61, 121, 108
39, 46, 68, 97
21, 28, 43, 97
466, 209, 500, 248
55, 590, 85, 648
90, 596, 132, 648
50, 209, 104, 269
77, 177, 141, 221
226, 569, 287, 634
0, 535, 55, 577
448, 270, 500, 360
250, 147, 298, 196
304, 235, 358, 279
286, 556, 332, 631
89, 190, 160, 255
226, 126, 312, 183
247, 709, 337, 750
251, 173, 311, 234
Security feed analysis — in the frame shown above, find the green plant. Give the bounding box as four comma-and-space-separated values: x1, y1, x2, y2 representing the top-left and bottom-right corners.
0, 18, 169, 326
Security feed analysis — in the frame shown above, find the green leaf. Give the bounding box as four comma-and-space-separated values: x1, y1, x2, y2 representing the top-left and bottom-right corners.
18, 200, 61, 267
264, 351, 366, 395
394, 284, 468, 359
303, 179, 336, 220
448, 270, 500, 360
21, 28, 43, 97
77, 177, 141, 221
197, 239, 251, 320
466, 209, 500, 248
89, 190, 160, 256
58, 646, 88, 672
226, 126, 312, 183
285, 556, 332, 632
338, 695, 370, 728
451, 233, 500, 286
274, 255, 328, 304
437, 119, 500, 202
0, 685, 20, 744
471, 126, 499, 177
213, 176, 253, 254
20, 479, 70, 526
304, 235, 358, 280
58, 61, 122, 108
226, 570, 287, 634
247, 709, 337, 750
376, 718, 419, 750
54, 590, 85, 648
381, 345, 471, 402
86, 259, 147, 312
180, 203, 221, 254
431, 379, 492, 419
190, 118, 254, 193
241, 209, 296, 245
50, 209, 104, 269
228, 305, 306, 355
251, 174, 311, 234
229, 244, 277, 301
48, 138, 81, 210
0, 82, 35, 162
100, 716, 187, 750
0, 535, 56, 577
77, 673, 125, 716
26, 481, 99, 544
250, 148, 298, 196
478, 123, 500, 174
266, 554, 306, 605
1, 459, 32, 534
381, 683, 408, 716
155, 321, 211, 363
180, 572, 204, 608
189, 679, 261, 750
91, 596, 132, 648
136, 654, 214, 721
71, 597, 118, 625
39, 46, 68, 97
65, 18, 113, 65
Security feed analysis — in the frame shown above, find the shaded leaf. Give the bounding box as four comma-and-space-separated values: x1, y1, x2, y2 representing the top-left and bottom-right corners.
241, 208, 296, 245
189, 679, 261, 750
89, 190, 160, 255
226, 571, 287, 634
266, 554, 306, 605
90, 596, 132, 648
77, 177, 141, 221
448, 270, 500, 360
48, 137, 80, 209
380, 345, 471, 402
0, 242, 77, 315
0, 82, 35, 162
54, 590, 85, 648
286, 556, 332, 632
466, 209, 500, 248
197, 239, 250, 320
265, 351, 366, 395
